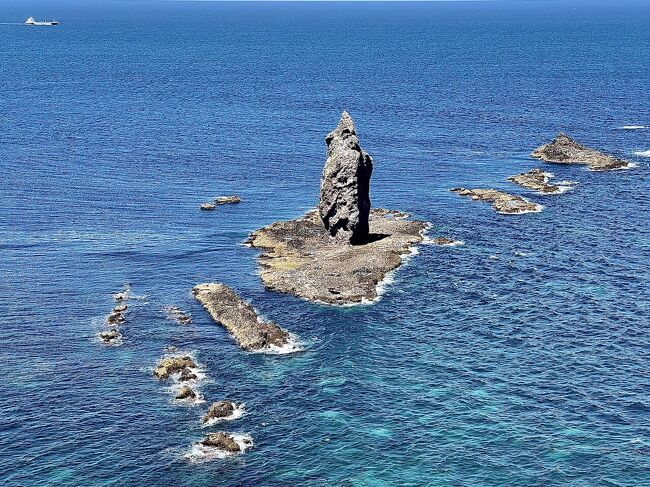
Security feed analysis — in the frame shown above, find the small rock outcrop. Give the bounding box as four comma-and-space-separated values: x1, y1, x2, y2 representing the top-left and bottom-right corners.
175, 385, 197, 400
432, 237, 456, 246
192, 283, 291, 351
106, 311, 125, 326
179, 368, 198, 382
200, 203, 216, 211
508, 168, 561, 193
531, 133, 630, 171
200, 432, 246, 453
318, 112, 373, 243
451, 188, 542, 215
215, 195, 241, 205
153, 356, 197, 379
164, 306, 192, 325
99, 329, 121, 343
203, 401, 237, 423
113, 304, 127, 313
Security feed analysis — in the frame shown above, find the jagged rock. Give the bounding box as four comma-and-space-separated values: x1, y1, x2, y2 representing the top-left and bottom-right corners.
200, 432, 243, 453
200, 203, 216, 211
451, 188, 542, 215
113, 304, 128, 313
192, 283, 290, 351
106, 311, 125, 325
531, 133, 630, 171
318, 112, 373, 243
175, 385, 196, 400
99, 329, 120, 343
179, 368, 198, 382
203, 401, 237, 423
214, 195, 241, 205
248, 209, 427, 304
153, 356, 197, 379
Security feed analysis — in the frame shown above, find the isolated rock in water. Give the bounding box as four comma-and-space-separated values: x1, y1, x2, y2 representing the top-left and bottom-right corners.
153, 356, 197, 379
179, 368, 198, 382
200, 203, 216, 211
318, 112, 373, 243
113, 304, 128, 313
214, 195, 241, 205
106, 311, 125, 325
432, 237, 456, 246
451, 188, 542, 215
508, 168, 561, 193
531, 133, 630, 171
248, 209, 427, 304
113, 291, 128, 302
175, 385, 197, 400
99, 329, 120, 343
203, 401, 237, 423
192, 283, 291, 351
164, 306, 192, 325
200, 432, 243, 453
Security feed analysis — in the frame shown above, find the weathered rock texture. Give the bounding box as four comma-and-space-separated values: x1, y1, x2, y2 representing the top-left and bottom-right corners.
508, 169, 561, 193
531, 133, 630, 171
200, 432, 247, 453
203, 401, 237, 423
175, 385, 196, 400
214, 195, 241, 205
318, 112, 373, 243
451, 188, 542, 215
248, 209, 427, 304
193, 283, 290, 351
154, 356, 197, 379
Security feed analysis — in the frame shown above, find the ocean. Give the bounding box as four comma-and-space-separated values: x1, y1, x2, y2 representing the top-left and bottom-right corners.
1, 0, 649, 485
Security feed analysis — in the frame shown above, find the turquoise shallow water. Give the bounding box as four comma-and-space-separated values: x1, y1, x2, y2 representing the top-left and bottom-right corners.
1, 1, 649, 485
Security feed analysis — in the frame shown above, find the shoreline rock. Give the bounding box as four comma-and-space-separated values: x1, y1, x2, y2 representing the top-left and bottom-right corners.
451, 188, 542, 215
319, 112, 373, 243
247, 208, 427, 304
192, 283, 291, 351
531, 133, 630, 171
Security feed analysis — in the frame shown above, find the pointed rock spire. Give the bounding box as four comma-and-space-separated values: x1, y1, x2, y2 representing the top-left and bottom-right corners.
318, 112, 373, 243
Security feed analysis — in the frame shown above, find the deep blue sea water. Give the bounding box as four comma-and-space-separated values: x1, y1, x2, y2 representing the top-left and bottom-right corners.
1, 1, 649, 485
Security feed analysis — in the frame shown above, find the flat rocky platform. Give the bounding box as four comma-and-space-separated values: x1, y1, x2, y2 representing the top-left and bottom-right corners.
451, 188, 542, 215
531, 133, 630, 171
247, 208, 428, 305
193, 283, 291, 351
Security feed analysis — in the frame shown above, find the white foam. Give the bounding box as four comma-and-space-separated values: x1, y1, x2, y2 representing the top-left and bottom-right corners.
421, 236, 465, 246
634, 150, 650, 157
185, 434, 253, 462
202, 404, 246, 427
589, 162, 638, 171
620, 125, 647, 130
257, 332, 304, 355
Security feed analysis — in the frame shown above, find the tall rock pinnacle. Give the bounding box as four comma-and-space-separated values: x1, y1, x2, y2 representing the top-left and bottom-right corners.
318, 112, 373, 243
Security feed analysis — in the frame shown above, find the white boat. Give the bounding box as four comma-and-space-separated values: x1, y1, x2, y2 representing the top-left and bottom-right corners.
25, 16, 58, 26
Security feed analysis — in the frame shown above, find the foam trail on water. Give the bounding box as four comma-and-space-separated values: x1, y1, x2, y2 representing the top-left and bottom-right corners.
619, 125, 647, 130
634, 150, 650, 157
